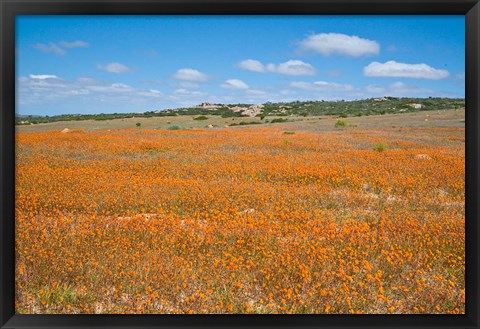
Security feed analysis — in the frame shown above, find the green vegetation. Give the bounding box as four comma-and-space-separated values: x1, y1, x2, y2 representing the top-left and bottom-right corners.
16, 97, 465, 125
283, 131, 295, 135
34, 284, 86, 306
136, 122, 141, 128
167, 125, 181, 130
229, 121, 262, 127
270, 118, 288, 124
335, 120, 348, 127
372, 142, 388, 152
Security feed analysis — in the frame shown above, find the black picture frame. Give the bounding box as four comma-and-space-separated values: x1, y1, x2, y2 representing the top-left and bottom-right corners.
1, 0, 478, 328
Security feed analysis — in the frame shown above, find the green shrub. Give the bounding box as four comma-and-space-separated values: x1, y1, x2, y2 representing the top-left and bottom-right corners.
193, 116, 209, 120
229, 121, 261, 127
335, 120, 348, 127
283, 131, 295, 135
270, 118, 288, 124
372, 142, 388, 152
168, 125, 181, 130
136, 122, 141, 127
340, 113, 348, 118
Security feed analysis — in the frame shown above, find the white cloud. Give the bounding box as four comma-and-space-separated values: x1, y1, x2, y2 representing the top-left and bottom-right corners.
98, 62, 132, 74
291, 80, 354, 91
32, 40, 88, 57
237, 59, 266, 72
29, 74, 60, 80
173, 68, 209, 81
77, 77, 97, 84
59, 40, 89, 48
33, 43, 66, 56
275, 60, 316, 76
87, 83, 135, 93
221, 79, 249, 90
17, 75, 167, 106
364, 61, 450, 79
364, 81, 434, 95
298, 33, 380, 57
237, 59, 316, 76
173, 89, 205, 96
137, 89, 164, 98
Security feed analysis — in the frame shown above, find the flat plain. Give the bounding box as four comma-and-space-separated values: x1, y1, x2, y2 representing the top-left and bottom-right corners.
15, 109, 465, 314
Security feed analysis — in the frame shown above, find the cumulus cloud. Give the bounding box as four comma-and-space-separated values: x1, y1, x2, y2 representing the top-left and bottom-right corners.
87, 83, 135, 93
237, 59, 316, 76
173, 88, 205, 96
291, 80, 354, 91
98, 62, 132, 74
173, 68, 209, 81
33, 40, 89, 56
33, 43, 66, 56
17, 75, 165, 107
221, 79, 249, 90
237, 59, 266, 72
364, 61, 450, 79
364, 81, 434, 95
59, 40, 89, 48
298, 33, 380, 57
275, 60, 316, 76
29, 74, 60, 80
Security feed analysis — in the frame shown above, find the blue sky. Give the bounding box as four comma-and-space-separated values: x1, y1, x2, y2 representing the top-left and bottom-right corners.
16, 15, 465, 115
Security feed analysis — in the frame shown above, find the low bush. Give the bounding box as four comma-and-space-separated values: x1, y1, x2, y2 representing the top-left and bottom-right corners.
372, 142, 388, 152
335, 120, 348, 127
270, 118, 288, 124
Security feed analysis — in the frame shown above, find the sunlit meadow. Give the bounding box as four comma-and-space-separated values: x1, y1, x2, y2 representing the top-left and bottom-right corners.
15, 124, 464, 314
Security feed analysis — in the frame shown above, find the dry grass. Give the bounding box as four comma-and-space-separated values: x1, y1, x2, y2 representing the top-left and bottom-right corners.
15, 109, 465, 134
15, 123, 464, 314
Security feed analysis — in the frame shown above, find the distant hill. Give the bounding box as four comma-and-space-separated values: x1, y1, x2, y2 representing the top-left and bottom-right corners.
16, 97, 464, 125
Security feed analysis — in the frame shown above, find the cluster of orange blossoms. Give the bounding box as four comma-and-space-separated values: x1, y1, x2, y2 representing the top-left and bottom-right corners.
16, 126, 464, 314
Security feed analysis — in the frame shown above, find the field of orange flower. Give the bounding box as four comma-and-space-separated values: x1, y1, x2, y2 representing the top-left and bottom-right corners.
15, 124, 465, 314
